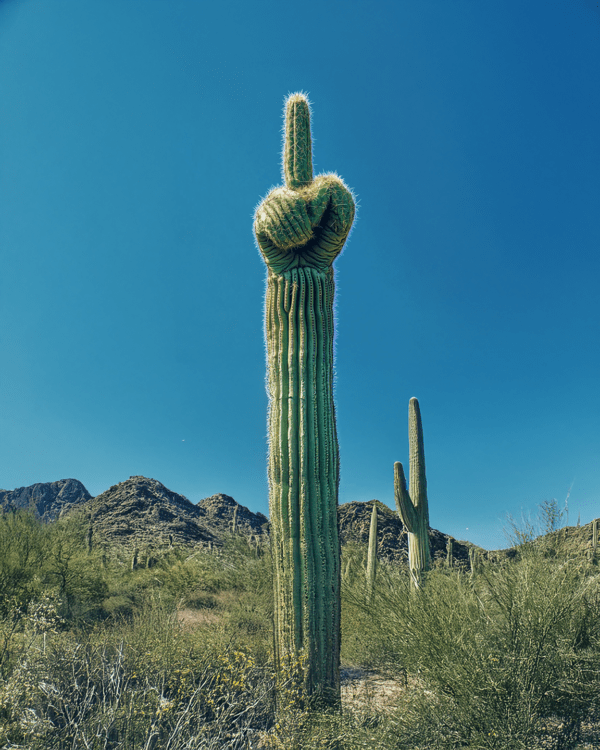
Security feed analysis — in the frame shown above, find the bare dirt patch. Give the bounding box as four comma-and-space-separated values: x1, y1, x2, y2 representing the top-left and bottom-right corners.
177, 607, 221, 630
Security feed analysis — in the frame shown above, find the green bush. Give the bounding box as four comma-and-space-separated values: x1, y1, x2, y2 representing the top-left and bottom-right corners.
343, 541, 600, 748
0, 510, 46, 615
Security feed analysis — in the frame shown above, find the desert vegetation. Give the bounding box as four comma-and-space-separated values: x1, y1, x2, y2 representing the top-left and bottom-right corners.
1, 501, 600, 749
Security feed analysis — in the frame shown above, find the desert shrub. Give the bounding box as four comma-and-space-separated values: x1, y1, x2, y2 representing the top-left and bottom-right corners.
40, 514, 108, 620
0, 510, 46, 615
0, 596, 275, 749
343, 542, 600, 749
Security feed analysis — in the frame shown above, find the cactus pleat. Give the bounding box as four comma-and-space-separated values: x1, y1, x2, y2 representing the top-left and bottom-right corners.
394, 397, 431, 588
255, 93, 355, 704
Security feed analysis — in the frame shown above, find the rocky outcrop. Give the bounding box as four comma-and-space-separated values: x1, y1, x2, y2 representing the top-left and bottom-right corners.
198, 492, 268, 540
80, 477, 269, 553
0, 479, 92, 522
83, 476, 217, 550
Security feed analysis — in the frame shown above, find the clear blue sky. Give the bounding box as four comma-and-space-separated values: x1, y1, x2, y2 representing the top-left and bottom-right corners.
1, 0, 598, 550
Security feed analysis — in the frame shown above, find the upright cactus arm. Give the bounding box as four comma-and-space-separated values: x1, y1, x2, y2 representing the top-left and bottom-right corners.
394, 462, 417, 533
255, 94, 355, 274
254, 93, 355, 705
409, 397, 429, 527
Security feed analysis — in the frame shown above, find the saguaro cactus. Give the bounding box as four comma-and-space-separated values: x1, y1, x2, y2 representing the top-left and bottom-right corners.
254, 93, 355, 704
394, 397, 431, 588
86, 515, 93, 554
446, 536, 454, 568
366, 502, 378, 598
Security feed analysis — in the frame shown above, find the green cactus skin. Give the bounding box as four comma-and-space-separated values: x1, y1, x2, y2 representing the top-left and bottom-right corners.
366, 502, 378, 597
394, 398, 431, 589
254, 93, 355, 705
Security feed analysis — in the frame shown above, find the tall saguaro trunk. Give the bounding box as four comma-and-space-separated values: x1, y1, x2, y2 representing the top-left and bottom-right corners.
266, 266, 339, 700
254, 94, 355, 704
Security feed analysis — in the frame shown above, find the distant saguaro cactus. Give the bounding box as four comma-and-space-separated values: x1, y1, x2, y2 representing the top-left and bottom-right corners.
86, 515, 93, 554
469, 547, 482, 577
446, 537, 454, 568
254, 93, 355, 705
232, 506, 238, 535
394, 397, 431, 588
366, 503, 378, 598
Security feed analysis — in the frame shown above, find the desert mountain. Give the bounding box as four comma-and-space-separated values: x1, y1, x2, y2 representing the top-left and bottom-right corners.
77, 476, 268, 553
0, 478, 92, 522
3, 476, 596, 562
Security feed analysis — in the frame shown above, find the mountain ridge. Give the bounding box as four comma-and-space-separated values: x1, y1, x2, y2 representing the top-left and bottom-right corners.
2, 476, 597, 563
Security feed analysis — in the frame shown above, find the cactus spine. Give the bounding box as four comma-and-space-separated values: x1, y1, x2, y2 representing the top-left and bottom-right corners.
394, 397, 431, 588
254, 93, 355, 705
366, 502, 378, 597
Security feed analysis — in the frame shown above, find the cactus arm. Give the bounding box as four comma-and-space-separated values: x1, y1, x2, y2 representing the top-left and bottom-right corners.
255, 94, 355, 275
394, 461, 417, 533
284, 94, 313, 189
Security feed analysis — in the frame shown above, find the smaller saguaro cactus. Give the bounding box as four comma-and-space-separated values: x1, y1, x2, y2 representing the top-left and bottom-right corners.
86, 516, 93, 554
593, 519, 598, 553
232, 506, 238, 535
394, 397, 431, 588
131, 546, 139, 571
469, 547, 482, 577
446, 537, 454, 568
366, 502, 378, 598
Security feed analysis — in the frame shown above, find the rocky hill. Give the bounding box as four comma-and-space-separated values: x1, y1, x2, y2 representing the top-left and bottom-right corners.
0, 479, 92, 522
198, 492, 268, 540
82, 476, 269, 552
